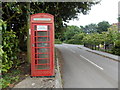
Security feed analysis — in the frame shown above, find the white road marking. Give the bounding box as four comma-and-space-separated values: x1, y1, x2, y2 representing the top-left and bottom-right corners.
80, 55, 104, 70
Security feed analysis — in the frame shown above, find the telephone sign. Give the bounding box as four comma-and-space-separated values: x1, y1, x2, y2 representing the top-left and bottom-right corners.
30, 13, 54, 76
37, 25, 48, 31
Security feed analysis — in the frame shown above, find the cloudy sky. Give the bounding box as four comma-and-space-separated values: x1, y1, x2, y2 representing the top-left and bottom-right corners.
67, 0, 120, 27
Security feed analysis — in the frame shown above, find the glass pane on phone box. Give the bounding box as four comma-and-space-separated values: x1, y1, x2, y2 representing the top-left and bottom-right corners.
36, 65, 49, 70
37, 31, 47, 36
38, 59, 49, 64
38, 37, 47, 41
37, 43, 49, 47
38, 54, 49, 58
37, 48, 49, 53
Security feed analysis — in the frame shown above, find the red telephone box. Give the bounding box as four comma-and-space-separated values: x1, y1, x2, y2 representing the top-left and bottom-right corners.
30, 13, 54, 76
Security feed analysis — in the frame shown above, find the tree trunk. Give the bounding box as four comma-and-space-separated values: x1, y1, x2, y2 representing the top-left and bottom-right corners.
105, 44, 106, 51
27, 2, 30, 63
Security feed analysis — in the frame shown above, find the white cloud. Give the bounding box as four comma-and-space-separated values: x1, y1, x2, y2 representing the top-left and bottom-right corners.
67, 0, 120, 26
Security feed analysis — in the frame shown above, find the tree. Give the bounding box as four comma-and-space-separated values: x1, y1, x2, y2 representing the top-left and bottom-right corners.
82, 33, 103, 49
71, 33, 86, 44
2, 2, 29, 51
101, 24, 118, 46
107, 24, 118, 44
97, 21, 110, 33
63, 25, 83, 41
82, 33, 93, 48
2, 1, 100, 64
81, 23, 98, 33
2, 2, 100, 41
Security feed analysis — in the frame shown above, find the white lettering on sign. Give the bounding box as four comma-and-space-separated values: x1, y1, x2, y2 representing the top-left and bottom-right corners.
37, 25, 47, 31
33, 18, 51, 21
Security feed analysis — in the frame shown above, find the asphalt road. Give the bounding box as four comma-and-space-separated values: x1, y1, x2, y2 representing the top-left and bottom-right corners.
55, 44, 118, 88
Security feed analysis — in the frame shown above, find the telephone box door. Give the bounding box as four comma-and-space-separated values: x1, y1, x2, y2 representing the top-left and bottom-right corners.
31, 23, 54, 76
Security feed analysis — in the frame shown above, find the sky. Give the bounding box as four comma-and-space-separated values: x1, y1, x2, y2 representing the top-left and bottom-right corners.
66, 0, 120, 27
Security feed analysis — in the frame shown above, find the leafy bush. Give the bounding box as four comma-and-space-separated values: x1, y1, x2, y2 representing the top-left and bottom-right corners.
55, 39, 62, 44
0, 45, 3, 72
0, 70, 20, 88
1, 19, 20, 73
0, 19, 20, 88
66, 39, 76, 44
111, 40, 120, 56
70, 33, 85, 44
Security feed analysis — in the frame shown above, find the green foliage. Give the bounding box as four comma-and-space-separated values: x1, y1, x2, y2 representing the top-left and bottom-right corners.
2, 2, 99, 42
97, 21, 110, 33
111, 33, 120, 55
63, 25, 83, 41
0, 45, 3, 74
2, 30, 19, 72
30, 2, 98, 34
55, 39, 62, 44
82, 25, 120, 55
67, 33, 85, 44
81, 23, 98, 33
101, 25, 118, 45
1, 19, 20, 73
66, 39, 76, 44
80, 21, 111, 34
0, 69, 20, 88
64, 23, 120, 56
2, 2, 29, 51
111, 40, 120, 55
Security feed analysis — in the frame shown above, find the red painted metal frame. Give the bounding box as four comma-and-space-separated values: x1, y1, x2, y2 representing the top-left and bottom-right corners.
30, 13, 54, 76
